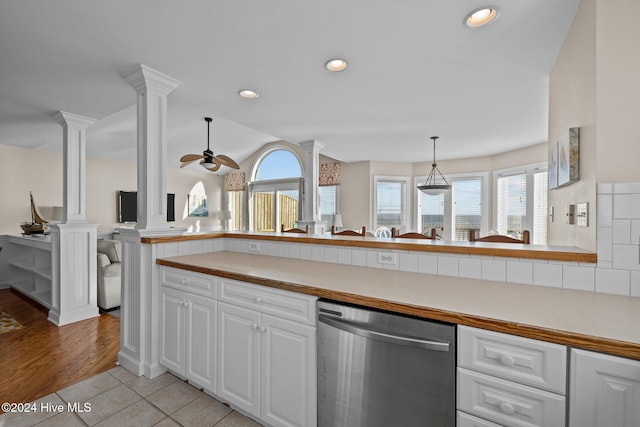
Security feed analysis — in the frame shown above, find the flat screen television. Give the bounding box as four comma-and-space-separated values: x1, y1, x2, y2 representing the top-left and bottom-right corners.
118, 191, 175, 223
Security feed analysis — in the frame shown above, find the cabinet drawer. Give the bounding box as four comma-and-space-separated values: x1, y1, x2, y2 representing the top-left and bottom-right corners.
458, 326, 566, 394
458, 368, 565, 427
218, 278, 316, 325
161, 267, 217, 297
458, 411, 503, 427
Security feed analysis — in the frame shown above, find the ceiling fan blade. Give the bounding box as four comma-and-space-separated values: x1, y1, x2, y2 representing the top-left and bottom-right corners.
180, 158, 199, 168
214, 154, 240, 169
205, 163, 221, 172
180, 153, 205, 163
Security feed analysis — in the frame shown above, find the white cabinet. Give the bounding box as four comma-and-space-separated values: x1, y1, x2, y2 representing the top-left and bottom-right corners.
159, 267, 317, 427
569, 348, 640, 427
159, 269, 217, 394
457, 325, 567, 427
217, 278, 317, 427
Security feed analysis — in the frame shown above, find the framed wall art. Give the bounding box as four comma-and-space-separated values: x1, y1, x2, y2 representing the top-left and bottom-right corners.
188, 194, 208, 217
548, 141, 558, 189
557, 127, 580, 187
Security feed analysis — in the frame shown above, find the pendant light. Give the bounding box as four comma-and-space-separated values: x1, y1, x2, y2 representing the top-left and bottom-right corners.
417, 136, 451, 195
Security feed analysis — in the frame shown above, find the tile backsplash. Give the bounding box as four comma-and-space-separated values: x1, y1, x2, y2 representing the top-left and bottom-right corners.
152, 183, 640, 298
597, 183, 640, 296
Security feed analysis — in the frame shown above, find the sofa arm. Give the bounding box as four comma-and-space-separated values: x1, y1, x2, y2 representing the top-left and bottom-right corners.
97, 252, 111, 270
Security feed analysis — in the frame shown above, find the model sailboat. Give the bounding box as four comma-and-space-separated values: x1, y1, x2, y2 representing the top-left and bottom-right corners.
20, 192, 48, 235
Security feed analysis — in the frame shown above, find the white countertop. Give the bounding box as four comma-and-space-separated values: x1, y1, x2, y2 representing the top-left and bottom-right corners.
158, 251, 640, 359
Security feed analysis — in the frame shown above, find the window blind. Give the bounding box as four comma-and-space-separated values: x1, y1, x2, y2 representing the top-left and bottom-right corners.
496, 172, 526, 238
533, 170, 548, 244
452, 178, 482, 241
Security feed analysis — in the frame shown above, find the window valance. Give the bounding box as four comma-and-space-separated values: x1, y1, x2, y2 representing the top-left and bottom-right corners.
225, 172, 245, 191
319, 162, 340, 186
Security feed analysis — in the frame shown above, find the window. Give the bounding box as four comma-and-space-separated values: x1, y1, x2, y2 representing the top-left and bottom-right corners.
373, 176, 409, 232
415, 173, 487, 241
452, 178, 483, 241
249, 148, 304, 231
319, 185, 339, 224
494, 163, 548, 244
227, 191, 243, 231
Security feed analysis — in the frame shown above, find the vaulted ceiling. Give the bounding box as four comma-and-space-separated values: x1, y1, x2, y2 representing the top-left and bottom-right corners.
0, 0, 580, 171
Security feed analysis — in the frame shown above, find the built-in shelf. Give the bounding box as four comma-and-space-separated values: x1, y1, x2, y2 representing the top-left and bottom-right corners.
4, 235, 53, 309
11, 280, 52, 309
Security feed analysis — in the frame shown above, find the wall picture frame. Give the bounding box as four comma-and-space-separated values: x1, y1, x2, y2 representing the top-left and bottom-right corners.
548, 141, 558, 190
188, 194, 208, 217
557, 127, 580, 187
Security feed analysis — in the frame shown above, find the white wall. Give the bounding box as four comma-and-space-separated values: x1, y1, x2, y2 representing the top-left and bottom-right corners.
0, 144, 224, 235
548, 0, 597, 250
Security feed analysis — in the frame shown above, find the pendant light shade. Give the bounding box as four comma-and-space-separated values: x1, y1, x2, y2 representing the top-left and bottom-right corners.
417, 136, 451, 195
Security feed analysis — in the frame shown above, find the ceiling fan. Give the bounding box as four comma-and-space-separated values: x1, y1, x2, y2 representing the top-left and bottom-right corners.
180, 117, 240, 172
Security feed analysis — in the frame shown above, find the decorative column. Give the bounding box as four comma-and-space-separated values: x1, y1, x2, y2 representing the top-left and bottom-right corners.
298, 140, 325, 233
48, 111, 99, 326
118, 64, 182, 377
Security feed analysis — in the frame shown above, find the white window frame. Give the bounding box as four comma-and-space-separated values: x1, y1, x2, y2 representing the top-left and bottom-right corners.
493, 162, 547, 238
319, 184, 340, 224
373, 175, 410, 232
414, 172, 488, 240
247, 178, 304, 231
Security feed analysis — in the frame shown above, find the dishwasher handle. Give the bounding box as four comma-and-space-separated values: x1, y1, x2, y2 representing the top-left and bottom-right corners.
319, 314, 450, 352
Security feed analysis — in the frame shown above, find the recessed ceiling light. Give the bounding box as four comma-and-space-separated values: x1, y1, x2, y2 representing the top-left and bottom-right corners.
325, 58, 348, 72
238, 89, 259, 99
464, 7, 500, 28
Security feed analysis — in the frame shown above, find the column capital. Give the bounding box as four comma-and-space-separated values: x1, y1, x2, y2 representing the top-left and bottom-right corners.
299, 140, 325, 153
124, 64, 182, 96
52, 111, 96, 129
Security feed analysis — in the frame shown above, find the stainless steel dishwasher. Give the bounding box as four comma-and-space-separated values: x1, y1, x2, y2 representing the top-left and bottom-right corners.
317, 300, 455, 427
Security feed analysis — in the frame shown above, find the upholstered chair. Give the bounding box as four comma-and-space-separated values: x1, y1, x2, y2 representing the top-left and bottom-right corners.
96, 239, 122, 310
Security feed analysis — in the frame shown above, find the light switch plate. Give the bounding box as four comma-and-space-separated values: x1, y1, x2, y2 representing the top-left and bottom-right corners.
576, 202, 588, 227
567, 204, 575, 224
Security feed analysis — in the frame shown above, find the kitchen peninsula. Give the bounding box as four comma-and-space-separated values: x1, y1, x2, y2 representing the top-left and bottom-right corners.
148, 233, 640, 427
154, 240, 637, 359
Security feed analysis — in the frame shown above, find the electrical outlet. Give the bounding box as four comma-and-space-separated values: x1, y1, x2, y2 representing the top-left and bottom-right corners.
249, 242, 260, 252
377, 252, 398, 265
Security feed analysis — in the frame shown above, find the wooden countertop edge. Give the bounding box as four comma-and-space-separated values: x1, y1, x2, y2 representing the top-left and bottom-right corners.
143, 232, 597, 263
157, 258, 639, 360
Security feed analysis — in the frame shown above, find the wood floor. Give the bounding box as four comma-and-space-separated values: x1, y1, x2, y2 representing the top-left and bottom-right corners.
0, 288, 120, 405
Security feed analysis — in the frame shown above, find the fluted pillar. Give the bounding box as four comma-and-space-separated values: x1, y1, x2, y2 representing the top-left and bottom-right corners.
119, 64, 183, 377
48, 111, 98, 326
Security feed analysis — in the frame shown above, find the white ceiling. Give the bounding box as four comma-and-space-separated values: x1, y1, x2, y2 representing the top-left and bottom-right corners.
0, 0, 580, 172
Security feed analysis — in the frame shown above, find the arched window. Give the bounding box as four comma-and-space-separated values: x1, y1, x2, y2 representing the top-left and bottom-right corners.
249, 148, 304, 232
254, 149, 302, 181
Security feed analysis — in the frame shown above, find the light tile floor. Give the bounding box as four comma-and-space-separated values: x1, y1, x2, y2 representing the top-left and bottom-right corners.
0, 367, 263, 427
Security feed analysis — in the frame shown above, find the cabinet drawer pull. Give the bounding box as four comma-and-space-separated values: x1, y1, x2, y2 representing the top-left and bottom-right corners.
499, 353, 515, 367
499, 401, 515, 415
255, 296, 262, 303
181, 278, 187, 285
259, 326, 266, 333
252, 323, 259, 330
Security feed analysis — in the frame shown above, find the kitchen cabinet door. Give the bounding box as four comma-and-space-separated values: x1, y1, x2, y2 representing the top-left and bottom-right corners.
261, 314, 317, 427
217, 302, 261, 418
570, 349, 640, 427
160, 286, 186, 376
185, 293, 217, 392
